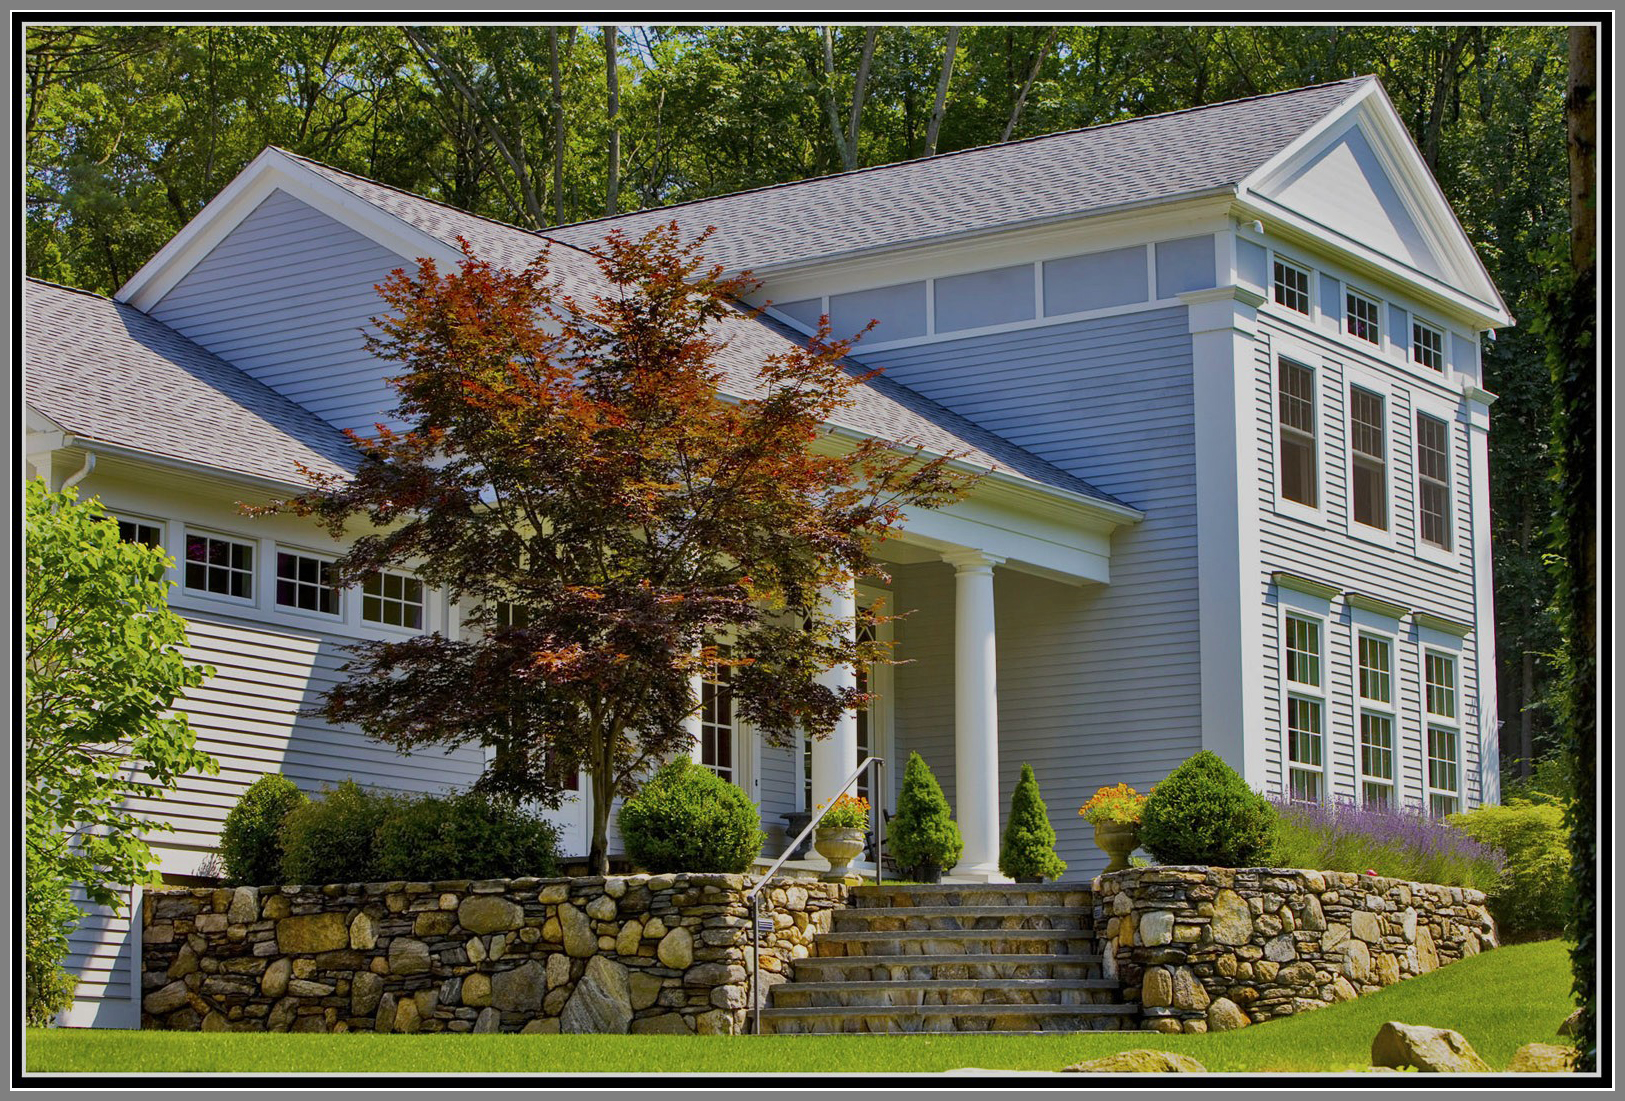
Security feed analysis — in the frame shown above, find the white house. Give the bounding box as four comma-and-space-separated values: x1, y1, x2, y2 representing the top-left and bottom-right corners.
23, 76, 1511, 1027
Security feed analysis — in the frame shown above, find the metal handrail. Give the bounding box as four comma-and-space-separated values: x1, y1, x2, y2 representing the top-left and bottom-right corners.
747, 754, 885, 1035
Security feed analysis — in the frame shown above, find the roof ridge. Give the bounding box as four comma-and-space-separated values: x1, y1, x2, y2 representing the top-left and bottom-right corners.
547, 76, 1373, 235
26, 275, 116, 302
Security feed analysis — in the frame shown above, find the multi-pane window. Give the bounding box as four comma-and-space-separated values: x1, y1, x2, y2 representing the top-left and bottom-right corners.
1349, 386, 1388, 530
700, 647, 735, 784
1273, 259, 1311, 314
1412, 320, 1445, 371
275, 551, 339, 615
495, 601, 531, 628
362, 570, 424, 629
1284, 614, 1324, 801
1277, 357, 1317, 507
184, 532, 254, 600
1416, 413, 1452, 550
1425, 651, 1461, 816
1346, 289, 1381, 345
117, 519, 163, 548
1358, 635, 1395, 807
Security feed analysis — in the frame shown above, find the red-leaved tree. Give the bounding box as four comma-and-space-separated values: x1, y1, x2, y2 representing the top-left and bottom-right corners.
280, 225, 969, 873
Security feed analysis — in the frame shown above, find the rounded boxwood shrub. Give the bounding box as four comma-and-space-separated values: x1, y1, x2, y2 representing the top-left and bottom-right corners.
374, 790, 561, 881
219, 773, 308, 886
617, 757, 766, 874
1139, 751, 1278, 867
278, 779, 393, 884
889, 752, 963, 878
1000, 763, 1067, 881
1451, 800, 1569, 936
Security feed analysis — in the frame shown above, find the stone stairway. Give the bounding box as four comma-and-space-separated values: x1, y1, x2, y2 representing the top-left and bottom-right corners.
758, 883, 1139, 1033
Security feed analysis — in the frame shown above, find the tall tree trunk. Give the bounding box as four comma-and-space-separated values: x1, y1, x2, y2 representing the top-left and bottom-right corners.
549, 26, 568, 225
1002, 26, 1060, 142
845, 26, 878, 167
923, 26, 959, 157
1421, 29, 1468, 170
820, 26, 878, 171
605, 25, 620, 217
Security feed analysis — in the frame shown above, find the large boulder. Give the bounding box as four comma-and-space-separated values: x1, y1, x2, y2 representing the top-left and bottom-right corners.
458, 895, 524, 935
1558, 1008, 1583, 1037
1064, 1050, 1208, 1073
1371, 1021, 1491, 1072
560, 956, 633, 1034
1508, 1043, 1579, 1072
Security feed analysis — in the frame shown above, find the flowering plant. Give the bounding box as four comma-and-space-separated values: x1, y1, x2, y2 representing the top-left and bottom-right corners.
817, 793, 870, 830
1079, 783, 1149, 825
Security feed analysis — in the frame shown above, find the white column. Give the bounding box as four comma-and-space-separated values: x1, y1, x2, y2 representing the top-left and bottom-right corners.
1463, 383, 1500, 805
809, 580, 858, 813
685, 669, 705, 765
944, 549, 1005, 881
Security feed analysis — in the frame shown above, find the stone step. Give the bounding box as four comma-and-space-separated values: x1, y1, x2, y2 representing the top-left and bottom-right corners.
814, 929, 1097, 957
791, 953, 1105, 981
830, 905, 1092, 932
850, 884, 1092, 909
769, 978, 1122, 1009
758, 1001, 1140, 1034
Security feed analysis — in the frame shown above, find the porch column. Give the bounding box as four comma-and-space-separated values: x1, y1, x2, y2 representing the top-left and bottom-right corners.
809, 579, 859, 814
944, 549, 1005, 881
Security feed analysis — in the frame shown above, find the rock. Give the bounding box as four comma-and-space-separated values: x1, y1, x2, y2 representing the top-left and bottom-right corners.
466, 937, 487, 964
388, 937, 432, 975
1329, 976, 1358, 1003
227, 887, 259, 925
1341, 940, 1372, 982
537, 883, 571, 905
522, 1018, 561, 1034
630, 971, 664, 1011
643, 917, 667, 940
1140, 911, 1174, 947
351, 971, 383, 1015
1320, 923, 1350, 952
1277, 962, 1315, 986
684, 962, 746, 987
1371, 1021, 1491, 1073
277, 912, 350, 954
586, 895, 618, 922
1559, 1008, 1583, 1037
394, 997, 422, 1034
657, 927, 694, 969
1170, 967, 1210, 1011
615, 920, 643, 957
694, 1009, 737, 1035
374, 993, 397, 1034
561, 955, 633, 1034
1351, 911, 1382, 943
1508, 1043, 1578, 1072
1402, 907, 1418, 943
1141, 967, 1173, 1008
167, 943, 200, 980
261, 895, 290, 920
414, 988, 439, 1021
350, 911, 379, 950
546, 953, 572, 990
1210, 890, 1252, 945
631, 1012, 691, 1034
459, 895, 524, 934
1207, 998, 1249, 1032
143, 980, 190, 1015
1376, 952, 1401, 986
1415, 926, 1439, 972
561, 904, 596, 958
1064, 1050, 1208, 1073
415, 911, 455, 937
472, 1007, 500, 1033
491, 960, 546, 1012
1264, 934, 1297, 962
286, 978, 335, 997
462, 972, 491, 1007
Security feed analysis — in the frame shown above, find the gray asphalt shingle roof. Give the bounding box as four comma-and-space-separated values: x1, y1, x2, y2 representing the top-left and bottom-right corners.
544, 79, 1370, 272
25, 278, 362, 485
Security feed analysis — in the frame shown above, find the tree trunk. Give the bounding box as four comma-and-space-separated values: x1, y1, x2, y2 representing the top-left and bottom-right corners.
820, 26, 877, 172
845, 26, 878, 169
549, 27, 568, 226
587, 729, 613, 876
1421, 29, 1468, 170
924, 26, 959, 157
1002, 27, 1060, 143
605, 25, 620, 217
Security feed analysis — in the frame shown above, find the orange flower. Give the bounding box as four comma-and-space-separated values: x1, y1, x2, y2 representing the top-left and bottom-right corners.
1079, 783, 1148, 825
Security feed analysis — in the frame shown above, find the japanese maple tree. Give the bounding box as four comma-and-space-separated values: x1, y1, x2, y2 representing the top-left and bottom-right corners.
283, 225, 969, 873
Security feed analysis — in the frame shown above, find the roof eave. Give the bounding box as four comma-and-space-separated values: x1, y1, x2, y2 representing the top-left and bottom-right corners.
47, 433, 348, 497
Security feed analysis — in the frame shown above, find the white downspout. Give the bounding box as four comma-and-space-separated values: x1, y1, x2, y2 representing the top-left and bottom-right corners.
58, 452, 96, 493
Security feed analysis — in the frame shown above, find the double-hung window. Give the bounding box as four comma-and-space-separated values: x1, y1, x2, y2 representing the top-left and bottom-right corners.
700, 645, 736, 784
276, 551, 340, 616
362, 570, 424, 629
1346, 289, 1381, 345
117, 518, 163, 549
1273, 258, 1311, 314
1424, 650, 1461, 815
1357, 634, 1396, 807
184, 531, 254, 600
1416, 413, 1453, 551
1349, 386, 1388, 530
1278, 357, 1318, 507
1412, 320, 1445, 372
1284, 614, 1325, 801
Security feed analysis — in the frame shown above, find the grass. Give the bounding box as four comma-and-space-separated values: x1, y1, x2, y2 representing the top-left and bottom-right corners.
26, 940, 1576, 1076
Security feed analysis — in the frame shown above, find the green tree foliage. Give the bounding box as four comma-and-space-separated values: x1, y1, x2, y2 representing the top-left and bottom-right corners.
24, 479, 218, 1023
616, 758, 766, 874
999, 763, 1066, 881
1451, 801, 1570, 936
1139, 751, 1278, 867
889, 752, 963, 877
25, 861, 80, 1027
218, 773, 308, 887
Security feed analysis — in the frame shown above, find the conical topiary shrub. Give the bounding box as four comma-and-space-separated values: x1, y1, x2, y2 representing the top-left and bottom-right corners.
999, 763, 1067, 881
1139, 750, 1278, 867
889, 752, 963, 881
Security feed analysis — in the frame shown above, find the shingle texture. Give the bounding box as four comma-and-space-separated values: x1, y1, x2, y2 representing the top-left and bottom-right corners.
545, 79, 1369, 271
26, 278, 361, 484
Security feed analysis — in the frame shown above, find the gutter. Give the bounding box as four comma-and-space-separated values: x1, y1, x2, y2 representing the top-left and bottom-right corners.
49, 435, 347, 497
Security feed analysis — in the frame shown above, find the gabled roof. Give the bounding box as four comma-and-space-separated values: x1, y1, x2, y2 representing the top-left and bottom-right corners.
25, 278, 361, 486
544, 79, 1372, 273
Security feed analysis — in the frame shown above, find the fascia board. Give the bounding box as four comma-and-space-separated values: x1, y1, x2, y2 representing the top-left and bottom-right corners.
55, 435, 331, 497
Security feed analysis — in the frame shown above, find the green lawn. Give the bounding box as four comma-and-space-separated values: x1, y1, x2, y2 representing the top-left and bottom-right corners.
27, 940, 1577, 1076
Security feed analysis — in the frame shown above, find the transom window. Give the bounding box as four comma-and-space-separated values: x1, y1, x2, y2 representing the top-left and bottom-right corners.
1425, 650, 1461, 816
276, 551, 339, 616
117, 518, 163, 548
362, 570, 424, 629
1350, 386, 1388, 530
184, 532, 254, 600
1358, 634, 1395, 808
1284, 614, 1324, 801
1273, 259, 1311, 314
700, 646, 735, 784
1416, 413, 1453, 550
1277, 357, 1318, 507
1346, 289, 1381, 345
1412, 320, 1445, 371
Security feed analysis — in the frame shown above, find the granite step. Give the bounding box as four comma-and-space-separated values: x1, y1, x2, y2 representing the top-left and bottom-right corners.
758, 1002, 1141, 1034
768, 977, 1122, 1009
790, 953, 1106, 981
813, 928, 1099, 957
830, 905, 1090, 932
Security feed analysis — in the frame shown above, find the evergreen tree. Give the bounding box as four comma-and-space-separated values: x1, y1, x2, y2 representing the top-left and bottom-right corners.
889, 752, 963, 878
999, 763, 1066, 881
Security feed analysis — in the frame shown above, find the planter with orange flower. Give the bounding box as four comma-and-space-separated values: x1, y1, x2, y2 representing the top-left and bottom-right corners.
1079, 783, 1149, 873
813, 793, 870, 882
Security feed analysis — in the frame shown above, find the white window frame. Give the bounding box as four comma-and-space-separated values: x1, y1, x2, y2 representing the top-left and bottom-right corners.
1411, 391, 1461, 567
698, 640, 740, 786
1269, 337, 1327, 527
1345, 286, 1383, 348
114, 513, 166, 551
1411, 317, 1446, 373
1422, 646, 1462, 816
273, 546, 342, 620
1356, 630, 1398, 809
1278, 594, 1329, 803
361, 568, 427, 632
181, 528, 257, 606
1343, 364, 1396, 548
1271, 255, 1313, 316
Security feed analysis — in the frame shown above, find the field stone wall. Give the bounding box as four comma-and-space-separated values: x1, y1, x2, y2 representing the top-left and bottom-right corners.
1094, 866, 1498, 1034
140, 874, 846, 1035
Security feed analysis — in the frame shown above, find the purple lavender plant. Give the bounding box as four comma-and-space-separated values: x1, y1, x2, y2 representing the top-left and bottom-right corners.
1268, 794, 1504, 890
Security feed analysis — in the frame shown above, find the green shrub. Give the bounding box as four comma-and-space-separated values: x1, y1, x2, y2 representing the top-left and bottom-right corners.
219, 774, 308, 887
999, 763, 1066, 881
1451, 801, 1569, 935
25, 861, 78, 1027
374, 791, 561, 881
617, 758, 766, 874
278, 780, 394, 884
889, 752, 963, 877
1140, 751, 1278, 867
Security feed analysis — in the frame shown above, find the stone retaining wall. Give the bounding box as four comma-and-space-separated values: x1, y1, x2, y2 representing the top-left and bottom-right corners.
1093, 866, 1497, 1034
140, 874, 846, 1035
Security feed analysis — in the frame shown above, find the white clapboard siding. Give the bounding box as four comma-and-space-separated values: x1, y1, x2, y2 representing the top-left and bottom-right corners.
59, 887, 138, 1029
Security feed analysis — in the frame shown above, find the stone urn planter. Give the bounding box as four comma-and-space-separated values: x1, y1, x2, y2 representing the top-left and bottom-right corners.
1092, 820, 1140, 873
813, 826, 867, 882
